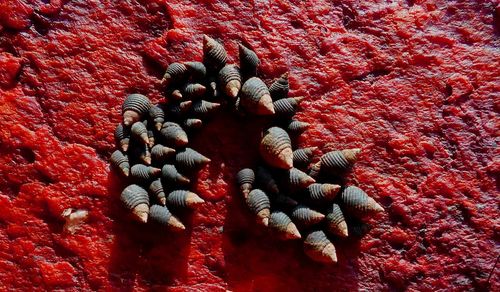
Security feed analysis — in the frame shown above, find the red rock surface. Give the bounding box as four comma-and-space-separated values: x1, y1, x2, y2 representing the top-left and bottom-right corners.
0, 0, 498, 290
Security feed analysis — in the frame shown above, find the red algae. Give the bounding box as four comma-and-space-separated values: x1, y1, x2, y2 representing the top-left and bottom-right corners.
0, 0, 498, 291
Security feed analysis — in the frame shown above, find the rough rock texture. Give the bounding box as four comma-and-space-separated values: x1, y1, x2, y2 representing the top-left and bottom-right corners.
0, 0, 498, 291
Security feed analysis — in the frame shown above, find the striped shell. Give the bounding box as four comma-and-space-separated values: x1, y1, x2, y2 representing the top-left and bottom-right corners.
166, 101, 192, 118
238, 44, 260, 77
191, 100, 221, 116
122, 94, 151, 126
290, 205, 325, 227
273, 96, 304, 117
306, 183, 341, 201
114, 123, 130, 152
255, 166, 279, 195
286, 119, 309, 134
182, 83, 206, 98
317, 148, 361, 174
218, 65, 241, 98
149, 179, 166, 205
161, 164, 190, 186
246, 189, 271, 226
259, 127, 293, 169
304, 230, 337, 264
160, 122, 188, 147
120, 184, 150, 223
175, 148, 211, 169
293, 147, 316, 166
203, 35, 227, 72
184, 61, 206, 80
151, 144, 176, 163
340, 186, 384, 216
110, 150, 130, 177
182, 118, 203, 130
131, 122, 149, 145
149, 205, 185, 230
162, 62, 188, 86
269, 73, 289, 101
281, 168, 316, 190
236, 168, 255, 198
325, 203, 348, 238
130, 164, 161, 183
149, 105, 165, 131
166, 190, 205, 208
269, 211, 301, 240
240, 77, 274, 115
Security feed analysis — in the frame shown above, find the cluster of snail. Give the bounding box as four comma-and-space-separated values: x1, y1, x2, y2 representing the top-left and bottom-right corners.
111, 35, 384, 264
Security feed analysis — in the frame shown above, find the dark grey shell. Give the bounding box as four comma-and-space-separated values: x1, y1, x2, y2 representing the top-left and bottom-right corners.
182, 83, 206, 98
260, 127, 293, 169
203, 35, 227, 72
131, 122, 148, 140
319, 149, 360, 173
325, 203, 348, 237
163, 62, 188, 83
149, 179, 166, 204
240, 77, 270, 106
269, 211, 293, 231
273, 97, 301, 116
175, 148, 210, 169
184, 61, 206, 80
191, 100, 220, 116
339, 186, 383, 215
110, 150, 129, 176
149, 105, 165, 126
269, 73, 289, 101
160, 122, 188, 147
149, 204, 174, 225
246, 189, 271, 214
161, 164, 190, 186
151, 144, 175, 162
114, 123, 130, 150
293, 147, 315, 166
122, 94, 151, 115
303, 231, 336, 263
306, 183, 340, 201
239, 44, 260, 76
290, 205, 324, 226
121, 184, 149, 209
219, 65, 241, 84
255, 166, 279, 195
165, 101, 192, 118
182, 118, 203, 129
165, 190, 191, 208
286, 119, 309, 134
130, 164, 160, 183
281, 168, 315, 190
236, 168, 255, 195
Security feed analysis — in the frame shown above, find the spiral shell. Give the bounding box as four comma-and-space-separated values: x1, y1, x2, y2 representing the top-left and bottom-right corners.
149, 105, 165, 131
203, 35, 227, 72
122, 94, 151, 126
240, 77, 275, 115
184, 61, 206, 80
121, 184, 150, 223
149, 178, 166, 205
316, 148, 361, 174
130, 164, 161, 184
162, 62, 188, 87
286, 119, 309, 134
236, 168, 255, 198
110, 150, 130, 177
259, 127, 293, 169
182, 83, 206, 98
293, 147, 316, 166
114, 123, 130, 152
246, 189, 271, 226
182, 118, 203, 130
218, 65, 241, 98
191, 100, 221, 117
269, 211, 301, 240
239, 44, 260, 77
269, 73, 289, 101
325, 203, 348, 238
290, 205, 325, 227
255, 166, 279, 195
175, 148, 211, 170
151, 144, 176, 163
273, 96, 304, 117
166, 190, 205, 208
131, 122, 149, 146
303, 230, 337, 264
339, 186, 384, 216
160, 122, 188, 147
281, 168, 316, 190
149, 205, 185, 230
306, 183, 341, 201
161, 164, 190, 186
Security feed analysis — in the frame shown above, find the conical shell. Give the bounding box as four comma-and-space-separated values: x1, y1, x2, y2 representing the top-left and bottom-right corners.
166, 190, 205, 208
160, 122, 188, 147
184, 61, 206, 80
240, 77, 274, 115
131, 122, 149, 145
121, 184, 150, 223
269, 73, 289, 101
149, 179, 166, 205
191, 100, 221, 117
149, 105, 165, 131
162, 62, 188, 87
182, 83, 206, 98
175, 148, 211, 169
161, 164, 190, 186
149, 205, 185, 230
273, 96, 304, 117
203, 35, 227, 72
259, 127, 293, 169
269, 211, 301, 240
130, 164, 161, 184
306, 183, 341, 201
122, 94, 151, 126
317, 148, 362, 174
218, 65, 241, 98
304, 230, 337, 264
290, 205, 325, 227
325, 203, 348, 238
151, 144, 176, 163
114, 123, 130, 152
166, 101, 192, 118
182, 118, 203, 130
281, 168, 316, 189
255, 166, 279, 195
286, 119, 309, 134
110, 150, 130, 177
293, 147, 316, 166
246, 189, 271, 226
340, 186, 384, 216
239, 44, 260, 77
236, 168, 255, 198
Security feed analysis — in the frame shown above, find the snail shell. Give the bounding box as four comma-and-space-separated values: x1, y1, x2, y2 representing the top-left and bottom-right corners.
218, 65, 241, 98
290, 205, 325, 227
149, 178, 166, 205
166, 100, 192, 118
160, 122, 188, 147
191, 100, 221, 117
203, 35, 227, 72
303, 230, 337, 264
184, 61, 206, 81
161, 164, 190, 186
151, 144, 176, 163
114, 123, 130, 152
269, 211, 301, 240
286, 119, 309, 134
240, 77, 275, 115
149, 105, 165, 131
110, 150, 130, 177
182, 83, 206, 98
281, 168, 316, 190
269, 73, 289, 101
175, 148, 211, 169
339, 186, 384, 216
293, 147, 316, 166
162, 62, 188, 87
273, 96, 304, 117
182, 118, 203, 130
238, 44, 260, 77
236, 168, 255, 198
166, 190, 205, 208
259, 127, 293, 169
120, 184, 150, 223
306, 183, 341, 201
130, 164, 161, 184
122, 94, 151, 126
149, 204, 185, 231
325, 203, 348, 238
315, 148, 361, 174
255, 166, 279, 195
131, 122, 149, 146
246, 189, 271, 226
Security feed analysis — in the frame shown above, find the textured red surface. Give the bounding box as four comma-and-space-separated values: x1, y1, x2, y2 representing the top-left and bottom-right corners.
0, 0, 499, 291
